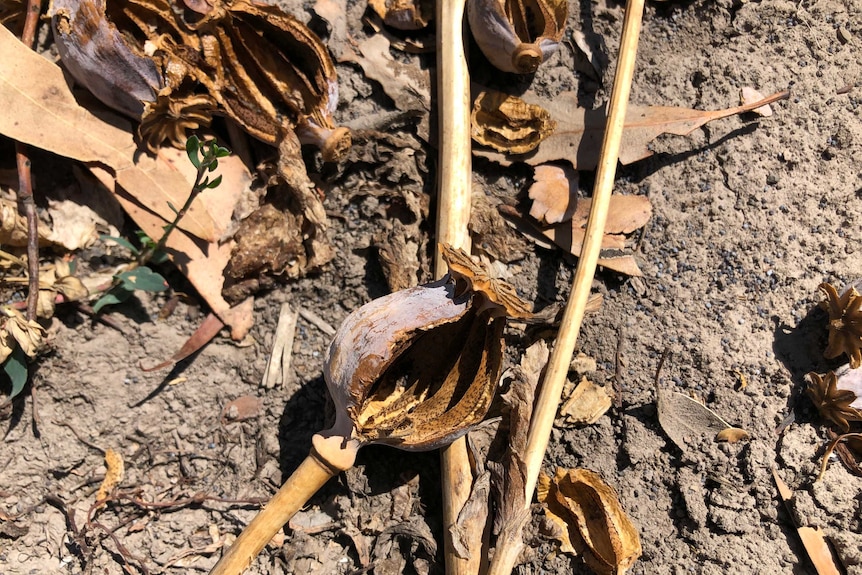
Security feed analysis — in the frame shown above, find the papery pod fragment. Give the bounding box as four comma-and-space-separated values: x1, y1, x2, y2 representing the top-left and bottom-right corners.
51, 0, 161, 118
324, 245, 532, 451
538, 468, 642, 575
472, 90, 556, 154
467, 0, 567, 74
369, 0, 434, 30
184, 0, 351, 162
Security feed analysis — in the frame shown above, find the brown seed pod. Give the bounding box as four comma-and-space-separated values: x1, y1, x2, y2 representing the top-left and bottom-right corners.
325, 245, 532, 450
467, 0, 568, 74
471, 89, 557, 154
368, 0, 434, 30
51, 0, 161, 118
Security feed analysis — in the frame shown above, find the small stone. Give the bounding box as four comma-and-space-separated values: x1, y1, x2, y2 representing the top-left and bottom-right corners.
837, 27, 852, 44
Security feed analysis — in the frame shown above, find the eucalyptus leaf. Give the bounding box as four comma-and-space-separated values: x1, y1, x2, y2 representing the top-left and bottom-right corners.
3, 346, 29, 399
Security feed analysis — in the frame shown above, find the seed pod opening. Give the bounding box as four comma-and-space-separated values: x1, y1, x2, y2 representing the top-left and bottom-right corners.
324, 246, 532, 450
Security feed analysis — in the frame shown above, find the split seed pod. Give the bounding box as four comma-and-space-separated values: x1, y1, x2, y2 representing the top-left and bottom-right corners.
819, 282, 862, 369
467, 0, 568, 74
325, 245, 532, 449
182, 0, 351, 162
51, 0, 162, 118
471, 89, 556, 154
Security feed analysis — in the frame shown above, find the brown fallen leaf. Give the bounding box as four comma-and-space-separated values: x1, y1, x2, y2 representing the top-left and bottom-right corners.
772, 468, 842, 575
141, 313, 226, 371
740, 86, 773, 117
0, 25, 224, 243
559, 376, 613, 426
528, 164, 578, 224
538, 468, 641, 575
475, 89, 790, 168
502, 193, 651, 276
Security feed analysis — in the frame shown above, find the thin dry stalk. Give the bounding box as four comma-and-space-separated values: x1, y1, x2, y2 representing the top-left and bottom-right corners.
487, 0, 646, 573
16, 0, 42, 321
435, 0, 481, 573
208, 436, 358, 575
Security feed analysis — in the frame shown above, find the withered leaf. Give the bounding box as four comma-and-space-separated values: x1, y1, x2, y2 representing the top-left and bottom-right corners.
475, 89, 790, 168
656, 385, 748, 452
0, 26, 228, 243
817, 431, 862, 480
471, 90, 556, 154
467, 0, 567, 74
528, 164, 578, 224
559, 376, 612, 426
539, 468, 642, 575
141, 313, 227, 371
96, 448, 125, 503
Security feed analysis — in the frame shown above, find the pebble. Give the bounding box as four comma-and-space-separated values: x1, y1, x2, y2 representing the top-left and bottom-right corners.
837, 27, 852, 44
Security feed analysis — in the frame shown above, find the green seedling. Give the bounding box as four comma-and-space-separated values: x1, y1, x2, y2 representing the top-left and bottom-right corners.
94, 136, 231, 313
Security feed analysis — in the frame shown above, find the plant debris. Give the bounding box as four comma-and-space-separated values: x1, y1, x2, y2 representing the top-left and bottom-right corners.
558, 376, 613, 426
806, 370, 862, 431
818, 282, 862, 369
656, 384, 749, 452
474, 89, 790, 167
471, 90, 556, 154
467, 0, 567, 74
538, 468, 642, 575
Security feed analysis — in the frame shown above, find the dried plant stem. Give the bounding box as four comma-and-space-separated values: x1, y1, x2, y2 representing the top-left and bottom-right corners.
208, 435, 358, 575
16, 0, 42, 322
435, 0, 480, 573
487, 1, 646, 574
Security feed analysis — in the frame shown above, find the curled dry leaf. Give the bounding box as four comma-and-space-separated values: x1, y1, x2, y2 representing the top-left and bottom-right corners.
467, 0, 567, 74
819, 282, 862, 369
538, 468, 642, 575
559, 376, 612, 426
528, 164, 578, 224
95, 448, 125, 503
1, 308, 47, 360
369, 0, 433, 30
324, 245, 532, 450
806, 370, 862, 432
471, 90, 556, 154
817, 431, 862, 480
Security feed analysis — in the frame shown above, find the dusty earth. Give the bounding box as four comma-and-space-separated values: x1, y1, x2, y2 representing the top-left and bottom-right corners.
1, 0, 861, 573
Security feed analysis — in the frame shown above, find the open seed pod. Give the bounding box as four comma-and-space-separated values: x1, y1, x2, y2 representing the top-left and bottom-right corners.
467, 0, 568, 74
51, 0, 162, 118
471, 89, 557, 153
209, 245, 532, 574
181, 0, 351, 162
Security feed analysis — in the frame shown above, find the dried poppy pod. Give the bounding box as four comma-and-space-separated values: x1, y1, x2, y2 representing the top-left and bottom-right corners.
51, 0, 162, 118
209, 245, 531, 575
471, 89, 557, 153
182, 0, 351, 162
467, 0, 568, 74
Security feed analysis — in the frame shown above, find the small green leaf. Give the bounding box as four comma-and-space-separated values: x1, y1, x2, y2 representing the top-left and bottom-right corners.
93, 287, 132, 313
150, 251, 169, 265
3, 346, 29, 399
186, 135, 201, 168
215, 146, 231, 158
167, 201, 179, 215
101, 235, 140, 256
117, 267, 168, 292
207, 158, 219, 172
199, 177, 210, 189
206, 175, 223, 189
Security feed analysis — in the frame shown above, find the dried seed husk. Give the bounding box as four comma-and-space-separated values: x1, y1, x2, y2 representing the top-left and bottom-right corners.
369, 0, 434, 30
539, 468, 642, 575
188, 0, 351, 161
467, 0, 567, 74
51, 0, 161, 118
471, 90, 556, 154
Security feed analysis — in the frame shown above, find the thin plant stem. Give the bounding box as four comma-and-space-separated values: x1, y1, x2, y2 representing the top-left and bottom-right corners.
16, 0, 43, 321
